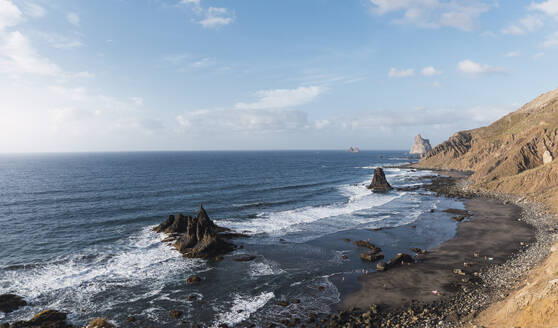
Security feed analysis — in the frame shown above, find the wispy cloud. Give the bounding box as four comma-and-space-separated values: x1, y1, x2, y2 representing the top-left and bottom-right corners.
505, 50, 520, 57
388, 67, 414, 78
530, 0, 558, 17
543, 31, 558, 47
501, 15, 543, 35
421, 66, 442, 76
66, 12, 80, 26
199, 7, 234, 29
368, 0, 493, 31
457, 59, 506, 75
235, 86, 324, 110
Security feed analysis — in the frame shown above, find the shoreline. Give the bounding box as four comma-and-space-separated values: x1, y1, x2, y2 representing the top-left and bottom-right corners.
324, 171, 558, 327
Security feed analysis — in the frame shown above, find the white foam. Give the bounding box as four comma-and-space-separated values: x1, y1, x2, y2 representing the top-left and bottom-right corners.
220, 187, 402, 237
214, 292, 275, 327
248, 261, 284, 277
0, 227, 206, 320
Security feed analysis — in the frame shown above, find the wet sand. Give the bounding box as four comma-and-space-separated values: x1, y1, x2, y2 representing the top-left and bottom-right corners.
341, 197, 536, 310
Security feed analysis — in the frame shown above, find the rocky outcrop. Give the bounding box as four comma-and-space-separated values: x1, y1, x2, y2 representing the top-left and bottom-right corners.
348, 146, 360, 153
410, 134, 432, 156
154, 205, 236, 259
544, 150, 553, 164
416, 87, 558, 212
7, 310, 74, 328
0, 294, 26, 313
367, 168, 392, 192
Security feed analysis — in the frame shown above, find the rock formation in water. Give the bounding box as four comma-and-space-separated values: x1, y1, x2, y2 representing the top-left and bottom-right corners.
0, 294, 27, 313
348, 146, 360, 153
367, 167, 392, 192
410, 134, 432, 156
6, 309, 74, 328
154, 205, 236, 259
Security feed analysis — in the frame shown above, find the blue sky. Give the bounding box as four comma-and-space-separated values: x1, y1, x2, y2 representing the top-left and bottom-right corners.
1, 0, 558, 152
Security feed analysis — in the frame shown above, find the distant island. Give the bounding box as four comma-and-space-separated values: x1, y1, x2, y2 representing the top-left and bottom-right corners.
348, 146, 360, 153
409, 134, 432, 157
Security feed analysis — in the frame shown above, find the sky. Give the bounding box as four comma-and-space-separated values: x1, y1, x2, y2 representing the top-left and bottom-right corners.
1, 0, 558, 152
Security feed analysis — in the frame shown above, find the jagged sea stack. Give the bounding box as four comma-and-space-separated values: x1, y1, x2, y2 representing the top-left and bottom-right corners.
154, 205, 235, 259
367, 167, 392, 192
410, 134, 432, 157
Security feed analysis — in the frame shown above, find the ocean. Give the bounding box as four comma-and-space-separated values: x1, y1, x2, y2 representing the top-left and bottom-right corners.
0, 151, 464, 327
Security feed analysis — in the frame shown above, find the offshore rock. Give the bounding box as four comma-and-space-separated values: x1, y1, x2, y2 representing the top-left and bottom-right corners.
155, 205, 236, 259
410, 134, 432, 156
9, 310, 73, 328
0, 294, 26, 313
367, 168, 392, 192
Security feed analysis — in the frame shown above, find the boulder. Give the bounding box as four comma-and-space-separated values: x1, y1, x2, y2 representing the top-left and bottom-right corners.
451, 216, 465, 222
354, 240, 379, 250
0, 294, 26, 313
233, 255, 256, 262
9, 310, 73, 328
170, 310, 183, 319
187, 275, 202, 284
376, 261, 387, 271
410, 134, 432, 157
387, 253, 414, 268
366, 168, 392, 192
155, 205, 236, 259
86, 318, 114, 328
360, 252, 384, 262
442, 208, 471, 216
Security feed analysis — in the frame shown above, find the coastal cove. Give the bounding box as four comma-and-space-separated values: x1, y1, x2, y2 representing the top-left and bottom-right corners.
0, 151, 473, 327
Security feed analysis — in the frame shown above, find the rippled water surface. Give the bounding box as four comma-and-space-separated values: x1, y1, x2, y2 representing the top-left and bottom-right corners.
0, 151, 463, 326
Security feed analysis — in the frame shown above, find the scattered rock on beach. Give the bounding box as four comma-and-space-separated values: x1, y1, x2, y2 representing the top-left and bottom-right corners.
354, 240, 380, 251
360, 252, 385, 262
451, 216, 465, 222
386, 253, 414, 269
367, 168, 393, 192
0, 294, 27, 313
376, 261, 387, 271
443, 208, 471, 216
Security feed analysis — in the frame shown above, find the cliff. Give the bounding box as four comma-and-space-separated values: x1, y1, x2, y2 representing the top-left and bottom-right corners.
416, 87, 558, 327
410, 134, 432, 156
416, 87, 558, 212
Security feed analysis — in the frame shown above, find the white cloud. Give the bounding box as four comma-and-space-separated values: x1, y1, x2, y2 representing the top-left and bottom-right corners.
0, 0, 22, 30
36, 32, 83, 49
368, 0, 492, 31
74, 71, 95, 79
533, 52, 545, 59
67, 12, 80, 26
199, 7, 234, 28
388, 67, 414, 78
130, 97, 144, 106
502, 15, 543, 35
177, 108, 309, 133
530, 0, 558, 17
457, 59, 506, 75
21, 2, 45, 17
421, 66, 442, 76
0, 31, 60, 75
505, 50, 520, 57
543, 31, 558, 47
235, 86, 324, 110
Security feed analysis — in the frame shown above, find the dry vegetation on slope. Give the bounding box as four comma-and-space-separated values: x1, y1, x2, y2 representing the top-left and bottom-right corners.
416, 87, 558, 212
416, 87, 558, 327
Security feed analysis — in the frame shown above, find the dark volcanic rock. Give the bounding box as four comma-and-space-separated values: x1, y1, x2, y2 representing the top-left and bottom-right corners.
0, 294, 26, 313
366, 168, 392, 192
155, 205, 236, 259
387, 253, 414, 268
187, 275, 202, 284
233, 255, 257, 262
10, 310, 73, 328
360, 252, 384, 262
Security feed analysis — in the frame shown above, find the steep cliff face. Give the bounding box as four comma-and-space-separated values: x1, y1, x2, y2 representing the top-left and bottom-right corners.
410, 134, 432, 156
416, 87, 558, 211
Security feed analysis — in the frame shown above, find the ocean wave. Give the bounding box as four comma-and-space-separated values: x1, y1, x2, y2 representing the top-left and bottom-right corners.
0, 227, 206, 321
214, 292, 275, 327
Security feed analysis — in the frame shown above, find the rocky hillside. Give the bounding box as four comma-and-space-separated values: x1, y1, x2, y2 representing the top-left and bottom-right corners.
416, 87, 558, 211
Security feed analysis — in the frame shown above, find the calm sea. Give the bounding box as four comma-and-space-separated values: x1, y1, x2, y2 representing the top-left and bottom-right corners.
0, 151, 463, 327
